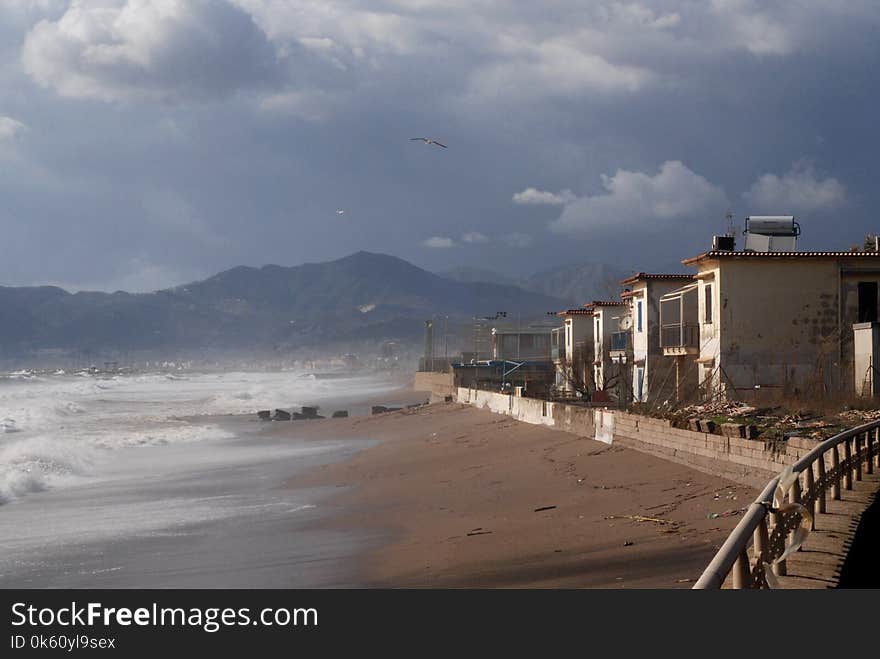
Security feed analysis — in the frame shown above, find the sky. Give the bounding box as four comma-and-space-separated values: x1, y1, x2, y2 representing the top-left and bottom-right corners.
1, 1, 878, 292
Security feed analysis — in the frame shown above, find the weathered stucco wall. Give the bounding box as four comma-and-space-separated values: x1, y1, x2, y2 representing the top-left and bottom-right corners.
455, 387, 817, 487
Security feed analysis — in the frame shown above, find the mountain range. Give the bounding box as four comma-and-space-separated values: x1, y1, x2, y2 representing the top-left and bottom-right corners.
0, 252, 569, 359
441, 262, 638, 306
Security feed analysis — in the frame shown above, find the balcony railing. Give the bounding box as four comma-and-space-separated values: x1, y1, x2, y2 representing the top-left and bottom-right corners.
660, 323, 700, 349
610, 331, 631, 352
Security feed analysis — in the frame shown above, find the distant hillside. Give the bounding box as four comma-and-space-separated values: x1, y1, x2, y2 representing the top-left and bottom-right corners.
440, 266, 519, 288
442, 261, 634, 306
0, 252, 567, 357
523, 262, 634, 305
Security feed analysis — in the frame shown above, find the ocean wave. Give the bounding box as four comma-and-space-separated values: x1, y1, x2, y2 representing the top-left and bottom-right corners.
0, 435, 95, 506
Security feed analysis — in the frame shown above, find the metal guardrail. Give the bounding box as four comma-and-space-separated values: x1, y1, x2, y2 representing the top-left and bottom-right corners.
693, 419, 880, 589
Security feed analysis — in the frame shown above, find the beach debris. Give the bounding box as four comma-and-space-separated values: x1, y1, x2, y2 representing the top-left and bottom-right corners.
466, 528, 493, 537
292, 406, 324, 420
623, 541, 634, 547
534, 505, 557, 512
605, 514, 675, 525
371, 405, 402, 415
331, 410, 349, 418
257, 410, 271, 421
707, 508, 745, 519
676, 578, 694, 583
272, 409, 292, 421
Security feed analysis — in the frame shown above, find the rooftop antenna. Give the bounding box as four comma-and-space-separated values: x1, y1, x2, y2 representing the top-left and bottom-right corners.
724, 210, 734, 237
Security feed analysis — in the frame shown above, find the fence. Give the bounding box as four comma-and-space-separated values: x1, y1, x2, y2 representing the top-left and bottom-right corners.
693, 419, 880, 589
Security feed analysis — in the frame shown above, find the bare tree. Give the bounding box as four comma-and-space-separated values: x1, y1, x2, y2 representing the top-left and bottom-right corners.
557, 342, 623, 400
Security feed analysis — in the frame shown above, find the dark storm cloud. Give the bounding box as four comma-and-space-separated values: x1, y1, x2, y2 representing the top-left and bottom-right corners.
0, 1, 879, 291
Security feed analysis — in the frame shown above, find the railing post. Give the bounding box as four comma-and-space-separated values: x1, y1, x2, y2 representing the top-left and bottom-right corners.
753, 517, 771, 587
867, 428, 875, 475
855, 434, 863, 482
817, 452, 827, 514
803, 464, 816, 530
874, 427, 880, 471
844, 439, 853, 491
875, 427, 880, 470
831, 445, 841, 500
789, 476, 803, 548
732, 548, 751, 589
770, 507, 786, 576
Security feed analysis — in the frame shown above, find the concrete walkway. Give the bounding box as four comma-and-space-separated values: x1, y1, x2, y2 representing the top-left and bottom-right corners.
774, 471, 880, 589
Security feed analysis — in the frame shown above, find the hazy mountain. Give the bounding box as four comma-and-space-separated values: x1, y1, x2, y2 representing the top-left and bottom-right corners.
523, 262, 635, 305
0, 252, 567, 358
442, 261, 636, 306
440, 266, 519, 288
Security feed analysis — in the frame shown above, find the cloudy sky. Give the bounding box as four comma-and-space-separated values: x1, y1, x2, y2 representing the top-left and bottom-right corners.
1, 1, 878, 292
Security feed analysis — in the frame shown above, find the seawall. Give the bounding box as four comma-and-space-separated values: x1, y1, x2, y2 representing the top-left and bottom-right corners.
456, 387, 817, 488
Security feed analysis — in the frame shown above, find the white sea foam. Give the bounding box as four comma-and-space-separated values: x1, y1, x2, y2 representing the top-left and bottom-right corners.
0, 370, 394, 506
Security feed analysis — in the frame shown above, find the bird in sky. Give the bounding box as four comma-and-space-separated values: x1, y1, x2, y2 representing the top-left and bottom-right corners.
410, 137, 447, 148
336, 209, 345, 215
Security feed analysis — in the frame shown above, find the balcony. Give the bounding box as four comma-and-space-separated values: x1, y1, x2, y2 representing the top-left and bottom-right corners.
661, 323, 700, 354
610, 331, 631, 353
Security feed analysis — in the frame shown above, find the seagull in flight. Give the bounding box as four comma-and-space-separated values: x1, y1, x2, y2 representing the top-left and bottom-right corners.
410, 137, 447, 148
336, 209, 345, 215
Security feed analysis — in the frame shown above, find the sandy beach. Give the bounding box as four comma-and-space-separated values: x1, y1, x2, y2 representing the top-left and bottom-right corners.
277, 399, 757, 588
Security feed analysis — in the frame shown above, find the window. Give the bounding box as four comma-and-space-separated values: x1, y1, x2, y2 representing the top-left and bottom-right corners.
704, 284, 713, 324
637, 301, 643, 332
858, 282, 878, 323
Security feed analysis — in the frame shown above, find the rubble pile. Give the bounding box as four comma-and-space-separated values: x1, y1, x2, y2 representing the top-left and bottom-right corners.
659, 400, 880, 442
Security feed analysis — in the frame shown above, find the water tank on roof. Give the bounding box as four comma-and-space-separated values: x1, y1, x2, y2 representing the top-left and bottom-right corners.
744, 216, 800, 252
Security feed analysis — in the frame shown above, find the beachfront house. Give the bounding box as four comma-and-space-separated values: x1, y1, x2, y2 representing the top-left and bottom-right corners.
552, 308, 594, 395
586, 300, 628, 398
677, 219, 880, 401
491, 327, 554, 362
619, 273, 695, 404
659, 279, 701, 403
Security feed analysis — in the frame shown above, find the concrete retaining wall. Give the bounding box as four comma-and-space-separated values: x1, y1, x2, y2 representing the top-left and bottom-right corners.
455, 387, 818, 487
414, 372, 456, 402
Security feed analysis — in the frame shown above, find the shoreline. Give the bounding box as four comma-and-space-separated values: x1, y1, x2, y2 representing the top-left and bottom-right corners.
276, 401, 757, 588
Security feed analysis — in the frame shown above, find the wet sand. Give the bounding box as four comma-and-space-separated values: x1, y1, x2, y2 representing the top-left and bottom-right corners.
277, 401, 757, 588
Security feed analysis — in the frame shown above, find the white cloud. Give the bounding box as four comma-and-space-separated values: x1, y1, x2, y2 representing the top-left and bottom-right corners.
423, 236, 454, 248
0, 116, 26, 141
502, 232, 533, 248
744, 160, 846, 214
709, 0, 794, 56
470, 34, 655, 101
21, 0, 280, 102
549, 160, 729, 235
513, 187, 576, 206
461, 231, 489, 243
258, 90, 339, 122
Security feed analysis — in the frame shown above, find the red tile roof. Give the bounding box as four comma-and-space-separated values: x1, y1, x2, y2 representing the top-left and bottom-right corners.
557, 308, 593, 316
584, 300, 628, 309
620, 272, 695, 285
682, 250, 880, 265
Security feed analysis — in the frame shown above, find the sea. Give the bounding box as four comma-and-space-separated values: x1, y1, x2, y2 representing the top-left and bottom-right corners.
0, 369, 402, 587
